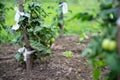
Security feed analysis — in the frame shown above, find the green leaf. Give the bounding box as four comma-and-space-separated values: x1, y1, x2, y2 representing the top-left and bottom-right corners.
93, 68, 100, 80
15, 52, 24, 64
34, 26, 42, 32
30, 40, 46, 51
79, 33, 88, 42
81, 49, 89, 57
94, 61, 107, 67
15, 52, 21, 62
105, 53, 120, 73
46, 49, 51, 54
19, 16, 25, 23
63, 51, 73, 58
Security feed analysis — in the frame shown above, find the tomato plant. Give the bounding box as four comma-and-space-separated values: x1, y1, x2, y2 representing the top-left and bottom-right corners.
14, 1, 57, 63
53, 0, 68, 37
82, 0, 120, 80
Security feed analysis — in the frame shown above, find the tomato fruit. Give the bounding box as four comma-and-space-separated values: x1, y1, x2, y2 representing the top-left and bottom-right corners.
32, 13, 37, 18
50, 38, 55, 44
102, 39, 117, 51
108, 40, 117, 51
102, 39, 110, 50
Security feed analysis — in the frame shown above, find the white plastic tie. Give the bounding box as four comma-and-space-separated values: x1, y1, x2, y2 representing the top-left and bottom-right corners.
17, 47, 35, 61
12, 7, 30, 30
14, 7, 20, 23
18, 47, 25, 53
117, 17, 120, 26
24, 13, 30, 18
23, 48, 36, 61
12, 23, 20, 30
59, 2, 68, 14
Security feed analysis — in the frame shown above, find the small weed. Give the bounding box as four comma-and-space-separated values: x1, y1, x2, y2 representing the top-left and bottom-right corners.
63, 51, 73, 58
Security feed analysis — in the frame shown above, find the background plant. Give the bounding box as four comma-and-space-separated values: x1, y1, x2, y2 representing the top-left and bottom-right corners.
0, 1, 7, 43
0, 1, 15, 44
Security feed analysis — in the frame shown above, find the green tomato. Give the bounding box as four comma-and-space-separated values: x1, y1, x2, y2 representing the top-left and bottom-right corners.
102, 39, 117, 51
102, 39, 110, 50
50, 38, 55, 44
32, 13, 37, 18
47, 38, 55, 46
108, 40, 117, 51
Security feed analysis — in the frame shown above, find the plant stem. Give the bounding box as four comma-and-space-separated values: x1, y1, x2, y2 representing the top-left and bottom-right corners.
117, 1, 120, 80
59, 3, 64, 37
18, 0, 32, 78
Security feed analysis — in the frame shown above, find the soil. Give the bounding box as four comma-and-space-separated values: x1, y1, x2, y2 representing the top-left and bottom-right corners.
0, 35, 93, 80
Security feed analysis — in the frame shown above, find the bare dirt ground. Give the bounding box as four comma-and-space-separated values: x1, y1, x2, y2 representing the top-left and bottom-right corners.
0, 35, 93, 80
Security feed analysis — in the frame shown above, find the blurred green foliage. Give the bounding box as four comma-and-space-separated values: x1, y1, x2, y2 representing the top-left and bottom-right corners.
82, 0, 120, 80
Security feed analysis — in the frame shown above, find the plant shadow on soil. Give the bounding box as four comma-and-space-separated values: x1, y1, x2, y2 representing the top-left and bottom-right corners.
0, 35, 93, 80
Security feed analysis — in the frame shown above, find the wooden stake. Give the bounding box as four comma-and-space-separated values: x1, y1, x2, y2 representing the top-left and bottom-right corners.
60, 12, 64, 37
18, 0, 32, 78
117, 27, 120, 80
59, 2, 64, 37
117, 1, 120, 80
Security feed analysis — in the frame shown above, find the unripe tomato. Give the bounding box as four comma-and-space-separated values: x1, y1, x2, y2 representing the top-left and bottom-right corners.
108, 40, 117, 51
32, 13, 37, 18
102, 39, 117, 51
102, 39, 110, 50
50, 38, 55, 44
47, 38, 55, 46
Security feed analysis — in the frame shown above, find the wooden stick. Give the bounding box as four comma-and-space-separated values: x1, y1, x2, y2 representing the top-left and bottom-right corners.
117, 1, 120, 80
18, 0, 32, 78
59, 2, 64, 37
